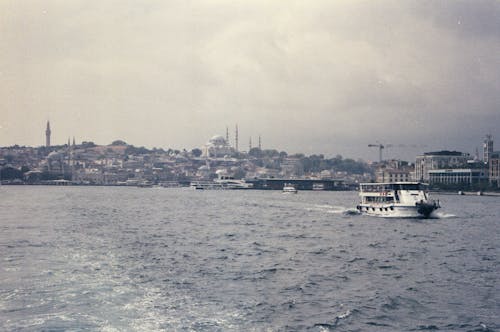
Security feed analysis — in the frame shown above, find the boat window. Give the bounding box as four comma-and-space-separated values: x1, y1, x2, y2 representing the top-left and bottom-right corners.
396, 183, 422, 190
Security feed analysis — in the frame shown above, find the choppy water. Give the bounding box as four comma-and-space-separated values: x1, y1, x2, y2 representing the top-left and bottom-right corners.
0, 186, 498, 331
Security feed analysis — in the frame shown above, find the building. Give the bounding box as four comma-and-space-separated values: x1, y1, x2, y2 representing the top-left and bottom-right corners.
483, 134, 494, 164
415, 151, 468, 182
280, 157, 304, 177
489, 152, 500, 188
374, 160, 413, 183
376, 167, 412, 183
428, 168, 488, 186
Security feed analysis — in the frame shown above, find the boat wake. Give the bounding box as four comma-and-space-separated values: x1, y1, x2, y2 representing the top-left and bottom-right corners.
433, 211, 457, 219
308, 204, 361, 216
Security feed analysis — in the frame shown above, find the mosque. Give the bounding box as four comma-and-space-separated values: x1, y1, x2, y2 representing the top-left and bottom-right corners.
202, 135, 235, 158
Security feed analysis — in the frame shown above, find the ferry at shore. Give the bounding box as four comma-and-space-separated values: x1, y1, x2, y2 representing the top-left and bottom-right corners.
356, 182, 440, 218
190, 176, 253, 190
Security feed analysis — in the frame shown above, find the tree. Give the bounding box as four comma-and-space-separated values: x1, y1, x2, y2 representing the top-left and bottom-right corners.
0, 166, 23, 180
290, 153, 305, 159
248, 147, 262, 158
125, 145, 150, 155
81, 141, 96, 148
110, 140, 128, 146
191, 148, 203, 157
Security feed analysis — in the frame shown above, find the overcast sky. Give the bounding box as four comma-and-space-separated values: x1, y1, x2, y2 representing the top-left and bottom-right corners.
1, 0, 499, 161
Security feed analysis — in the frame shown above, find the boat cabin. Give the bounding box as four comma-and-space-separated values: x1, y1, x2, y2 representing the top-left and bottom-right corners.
359, 182, 426, 192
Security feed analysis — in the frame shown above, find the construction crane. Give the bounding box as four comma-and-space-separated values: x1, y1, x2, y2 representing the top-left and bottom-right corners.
368, 143, 392, 162
368, 143, 428, 162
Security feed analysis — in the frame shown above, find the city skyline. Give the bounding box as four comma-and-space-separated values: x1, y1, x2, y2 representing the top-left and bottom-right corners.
1, 1, 499, 161
4, 120, 496, 165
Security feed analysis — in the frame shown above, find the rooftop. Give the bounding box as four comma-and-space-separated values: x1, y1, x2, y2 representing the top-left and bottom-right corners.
423, 150, 464, 156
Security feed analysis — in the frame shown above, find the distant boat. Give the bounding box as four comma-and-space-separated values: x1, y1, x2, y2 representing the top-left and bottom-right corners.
282, 183, 298, 194
190, 175, 253, 190
356, 182, 440, 218
137, 181, 153, 188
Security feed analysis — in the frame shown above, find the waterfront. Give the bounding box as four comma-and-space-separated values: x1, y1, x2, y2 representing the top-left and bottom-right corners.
0, 186, 498, 331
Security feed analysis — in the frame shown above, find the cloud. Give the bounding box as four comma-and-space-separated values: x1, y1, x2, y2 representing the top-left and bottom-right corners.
0, 0, 498, 160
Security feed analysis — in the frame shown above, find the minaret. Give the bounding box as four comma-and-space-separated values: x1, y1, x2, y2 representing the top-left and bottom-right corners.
73, 137, 76, 147
226, 126, 229, 143
258, 135, 262, 150
235, 124, 239, 152
45, 121, 51, 147
249, 137, 252, 151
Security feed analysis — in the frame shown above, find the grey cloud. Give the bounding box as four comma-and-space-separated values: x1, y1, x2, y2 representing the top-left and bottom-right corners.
0, 1, 498, 160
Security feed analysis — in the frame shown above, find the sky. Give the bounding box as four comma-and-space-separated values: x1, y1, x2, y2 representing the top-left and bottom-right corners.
1, 0, 499, 161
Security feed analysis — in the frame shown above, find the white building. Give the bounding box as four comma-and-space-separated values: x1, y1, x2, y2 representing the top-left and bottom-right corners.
376, 167, 412, 183
428, 168, 488, 186
415, 151, 468, 182
202, 135, 235, 158
483, 134, 494, 164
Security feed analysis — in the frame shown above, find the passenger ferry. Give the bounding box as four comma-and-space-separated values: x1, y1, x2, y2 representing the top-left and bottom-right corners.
356, 182, 440, 218
190, 176, 253, 190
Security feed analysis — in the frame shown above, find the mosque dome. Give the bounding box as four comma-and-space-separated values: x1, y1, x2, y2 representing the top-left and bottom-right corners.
47, 151, 62, 160
209, 135, 227, 146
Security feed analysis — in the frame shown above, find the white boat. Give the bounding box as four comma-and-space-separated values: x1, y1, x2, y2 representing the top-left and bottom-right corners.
190, 176, 253, 190
282, 183, 298, 194
356, 182, 440, 218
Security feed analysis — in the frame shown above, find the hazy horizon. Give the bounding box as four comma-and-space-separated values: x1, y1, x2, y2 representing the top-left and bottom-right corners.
1, 0, 499, 162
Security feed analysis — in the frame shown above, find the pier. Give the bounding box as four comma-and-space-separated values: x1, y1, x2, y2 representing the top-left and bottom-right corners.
244, 178, 350, 191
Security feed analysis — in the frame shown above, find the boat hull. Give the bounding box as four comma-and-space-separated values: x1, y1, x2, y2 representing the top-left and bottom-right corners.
356, 204, 438, 218
190, 181, 253, 190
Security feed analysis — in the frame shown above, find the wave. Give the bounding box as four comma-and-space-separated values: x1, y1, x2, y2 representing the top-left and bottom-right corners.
312, 309, 354, 331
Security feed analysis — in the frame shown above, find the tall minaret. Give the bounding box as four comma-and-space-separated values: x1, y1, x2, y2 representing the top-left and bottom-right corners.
235, 124, 239, 152
249, 136, 252, 151
226, 126, 229, 143
258, 135, 262, 150
45, 121, 51, 147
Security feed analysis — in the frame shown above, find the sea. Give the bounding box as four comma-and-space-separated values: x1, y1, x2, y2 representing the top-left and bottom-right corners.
0, 186, 498, 332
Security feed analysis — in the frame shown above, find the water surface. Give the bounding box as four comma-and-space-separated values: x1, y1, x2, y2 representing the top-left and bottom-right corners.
0, 186, 498, 331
